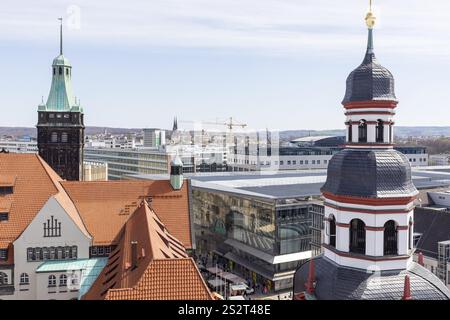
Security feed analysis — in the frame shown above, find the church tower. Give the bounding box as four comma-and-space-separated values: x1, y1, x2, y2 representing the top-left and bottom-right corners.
37, 18, 85, 181
293, 2, 450, 300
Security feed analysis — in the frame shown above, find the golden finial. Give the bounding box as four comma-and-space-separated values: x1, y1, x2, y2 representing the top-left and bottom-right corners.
365, 0, 376, 29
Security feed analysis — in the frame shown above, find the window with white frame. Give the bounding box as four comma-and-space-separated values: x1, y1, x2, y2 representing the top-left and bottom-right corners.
48, 275, 56, 287
59, 274, 67, 287
20, 273, 29, 285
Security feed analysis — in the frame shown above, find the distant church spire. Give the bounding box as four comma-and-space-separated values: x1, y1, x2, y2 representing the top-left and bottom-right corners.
173, 117, 178, 131
58, 17, 63, 55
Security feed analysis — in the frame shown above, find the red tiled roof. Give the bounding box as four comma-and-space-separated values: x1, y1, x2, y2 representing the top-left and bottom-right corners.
83, 201, 212, 300
61, 180, 192, 248
0, 154, 60, 250
0, 154, 91, 254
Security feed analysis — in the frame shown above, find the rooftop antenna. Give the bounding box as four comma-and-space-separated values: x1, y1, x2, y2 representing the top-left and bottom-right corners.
58, 17, 63, 55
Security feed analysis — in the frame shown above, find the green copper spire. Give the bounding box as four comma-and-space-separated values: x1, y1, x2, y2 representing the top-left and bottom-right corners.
39, 18, 83, 113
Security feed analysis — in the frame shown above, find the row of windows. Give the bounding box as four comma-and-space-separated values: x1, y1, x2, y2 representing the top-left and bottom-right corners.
49, 113, 70, 119
1, 272, 80, 287
234, 159, 329, 166
327, 217, 412, 255
27, 246, 78, 262
90, 246, 113, 257
47, 274, 78, 287
51, 132, 69, 143
348, 119, 392, 143
53, 67, 71, 76
409, 158, 427, 163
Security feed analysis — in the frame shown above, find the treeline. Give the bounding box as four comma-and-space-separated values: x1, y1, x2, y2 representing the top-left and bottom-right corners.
396, 137, 450, 154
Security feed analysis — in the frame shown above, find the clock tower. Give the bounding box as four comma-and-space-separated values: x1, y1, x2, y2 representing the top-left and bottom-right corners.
37, 18, 85, 181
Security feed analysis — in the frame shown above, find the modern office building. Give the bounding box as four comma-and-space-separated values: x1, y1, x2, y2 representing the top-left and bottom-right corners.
137, 170, 327, 292
0, 140, 38, 153
84, 148, 170, 180
143, 128, 166, 148
229, 135, 428, 172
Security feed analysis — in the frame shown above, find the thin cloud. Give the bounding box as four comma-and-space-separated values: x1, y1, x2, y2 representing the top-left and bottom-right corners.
0, 0, 449, 57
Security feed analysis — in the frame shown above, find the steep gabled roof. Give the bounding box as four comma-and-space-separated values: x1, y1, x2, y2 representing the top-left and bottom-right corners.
82, 201, 212, 300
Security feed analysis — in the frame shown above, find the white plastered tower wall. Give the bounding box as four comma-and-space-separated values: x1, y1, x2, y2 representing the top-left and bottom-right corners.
9, 196, 91, 300
323, 200, 415, 271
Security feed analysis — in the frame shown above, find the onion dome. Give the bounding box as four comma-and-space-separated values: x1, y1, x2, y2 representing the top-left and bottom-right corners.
342, 25, 397, 104
321, 149, 418, 198
293, 256, 450, 300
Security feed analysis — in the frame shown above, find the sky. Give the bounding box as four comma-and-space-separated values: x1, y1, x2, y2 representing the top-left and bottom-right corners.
1, 0, 450, 131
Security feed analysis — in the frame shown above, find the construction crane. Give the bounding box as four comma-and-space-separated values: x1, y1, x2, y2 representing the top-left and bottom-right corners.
180, 117, 247, 132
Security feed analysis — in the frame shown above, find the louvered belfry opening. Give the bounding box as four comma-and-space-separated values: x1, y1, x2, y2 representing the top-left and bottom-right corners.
384, 220, 398, 255
350, 219, 366, 254
329, 215, 336, 248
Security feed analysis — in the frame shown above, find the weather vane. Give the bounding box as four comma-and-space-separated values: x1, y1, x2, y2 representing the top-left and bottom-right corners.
365, 0, 376, 29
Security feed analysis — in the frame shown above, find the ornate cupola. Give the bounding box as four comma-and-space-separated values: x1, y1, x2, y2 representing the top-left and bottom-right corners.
293, 1, 450, 300
36, 18, 85, 181
343, 4, 397, 148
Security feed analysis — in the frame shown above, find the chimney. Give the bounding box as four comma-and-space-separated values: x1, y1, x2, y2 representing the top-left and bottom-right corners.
131, 241, 138, 269
305, 259, 316, 295
418, 252, 424, 266
402, 275, 412, 300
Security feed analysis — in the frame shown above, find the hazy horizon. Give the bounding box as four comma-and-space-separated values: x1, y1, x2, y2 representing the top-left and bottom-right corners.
2, 0, 450, 131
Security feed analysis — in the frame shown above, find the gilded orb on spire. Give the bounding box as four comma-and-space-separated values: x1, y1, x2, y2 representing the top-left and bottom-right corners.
365, 0, 376, 29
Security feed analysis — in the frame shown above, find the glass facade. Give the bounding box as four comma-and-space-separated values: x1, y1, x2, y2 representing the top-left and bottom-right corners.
192, 187, 324, 291
84, 148, 169, 180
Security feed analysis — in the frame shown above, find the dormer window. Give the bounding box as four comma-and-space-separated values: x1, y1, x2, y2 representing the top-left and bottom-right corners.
0, 213, 8, 221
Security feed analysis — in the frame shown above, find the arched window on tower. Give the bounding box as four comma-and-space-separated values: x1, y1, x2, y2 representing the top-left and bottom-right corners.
51, 132, 58, 143
349, 219, 366, 254
58, 67, 62, 75
53, 68, 56, 75
376, 119, 384, 143
329, 215, 336, 247
348, 123, 353, 143
384, 220, 398, 255
358, 120, 367, 143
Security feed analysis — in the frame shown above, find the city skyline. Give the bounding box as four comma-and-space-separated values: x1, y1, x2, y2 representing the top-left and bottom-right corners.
1, 0, 450, 130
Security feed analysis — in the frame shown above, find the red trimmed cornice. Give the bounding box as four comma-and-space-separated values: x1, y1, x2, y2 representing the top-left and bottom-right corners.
345, 121, 394, 125
345, 111, 395, 116
322, 191, 417, 206
334, 224, 408, 231
343, 101, 398, 109
323, 244, 410, 262
336, 222, 350, 228
324, 202, 413, 214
